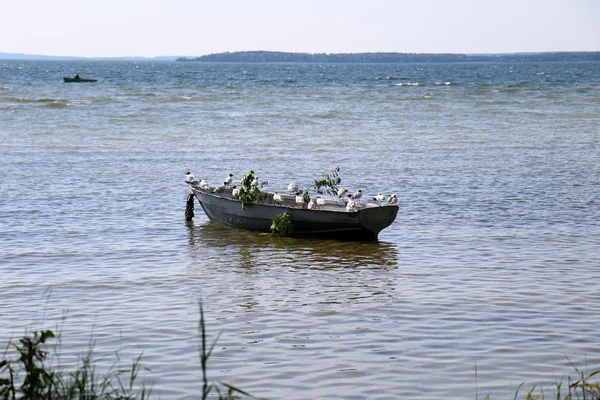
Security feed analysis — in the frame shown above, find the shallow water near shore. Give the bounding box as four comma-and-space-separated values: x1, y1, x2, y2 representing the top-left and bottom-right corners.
1, 60, 599, 399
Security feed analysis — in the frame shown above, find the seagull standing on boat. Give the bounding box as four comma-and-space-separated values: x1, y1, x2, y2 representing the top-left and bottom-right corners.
185, 172, 199, 185
389, 194, 398, 205
199, 180, 209, 189
337, 188, 348, 198
232, 186, 239, 197
224, 173, 233, 187
251, 177, 259, 188
288, 183, 299, 194
346, 199, 357, 212
351, 189, 363, 203
373, 192, 385, 206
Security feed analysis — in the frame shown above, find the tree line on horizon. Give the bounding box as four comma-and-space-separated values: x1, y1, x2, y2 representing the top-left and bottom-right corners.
177, 51, 600, 63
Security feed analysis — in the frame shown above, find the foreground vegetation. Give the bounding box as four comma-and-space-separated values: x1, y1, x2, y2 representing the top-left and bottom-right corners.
0, 304, 252, 400
476, 366, 600, 400
2, 308, 598, 399
0, 329, 150, 400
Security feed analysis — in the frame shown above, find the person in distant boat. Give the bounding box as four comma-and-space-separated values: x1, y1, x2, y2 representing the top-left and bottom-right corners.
74, 74, 80, 80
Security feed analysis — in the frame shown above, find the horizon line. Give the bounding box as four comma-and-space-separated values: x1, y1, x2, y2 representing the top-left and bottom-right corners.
2, 49, 600, 60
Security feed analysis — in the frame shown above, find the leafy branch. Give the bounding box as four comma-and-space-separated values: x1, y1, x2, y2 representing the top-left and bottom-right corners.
270, 212, 295, 237
237, 170, 268, 211
312, 167, 342, 196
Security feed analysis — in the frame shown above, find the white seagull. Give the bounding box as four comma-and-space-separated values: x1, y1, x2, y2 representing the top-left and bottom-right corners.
346, 199, 357, 212
389, 194, 398, 205
373, 192, 385, 206
185, 172, 199, 185
232, 186, 240, 197
288, 183, 299, 194
251, 177, 259, 188
199, 180, 209, 189
337, 188, 348, 198
224, 173, 233, 187
351, 189, 363, 202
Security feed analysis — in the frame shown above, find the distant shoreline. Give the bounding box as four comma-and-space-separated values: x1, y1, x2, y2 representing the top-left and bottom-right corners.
177, 51, 600, 63
1, 51, 599, 63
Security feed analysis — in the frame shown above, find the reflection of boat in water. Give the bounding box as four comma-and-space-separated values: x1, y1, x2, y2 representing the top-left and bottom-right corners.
186, 220, 399, 270
188, 185, 398, 241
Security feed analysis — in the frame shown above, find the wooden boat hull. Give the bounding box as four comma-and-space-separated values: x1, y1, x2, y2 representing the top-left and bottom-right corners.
63, 77, 97, 82
191, 187, 398, 241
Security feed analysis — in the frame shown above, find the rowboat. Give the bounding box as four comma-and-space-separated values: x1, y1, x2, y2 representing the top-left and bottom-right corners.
63, 77, 97, 83
186, 182, 398, 241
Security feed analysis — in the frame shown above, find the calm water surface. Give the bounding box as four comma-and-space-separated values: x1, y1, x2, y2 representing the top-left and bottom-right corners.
1, 60, 599, 399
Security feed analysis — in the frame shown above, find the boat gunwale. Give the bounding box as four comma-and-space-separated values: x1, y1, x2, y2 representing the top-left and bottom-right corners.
191, 186, 398, 215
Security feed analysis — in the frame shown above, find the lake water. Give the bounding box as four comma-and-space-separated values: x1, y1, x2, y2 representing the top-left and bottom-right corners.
1, 60, 599, 399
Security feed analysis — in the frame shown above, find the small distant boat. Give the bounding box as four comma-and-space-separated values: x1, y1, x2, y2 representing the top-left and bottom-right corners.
63, 76, 97, 83
186, 179, 399, 241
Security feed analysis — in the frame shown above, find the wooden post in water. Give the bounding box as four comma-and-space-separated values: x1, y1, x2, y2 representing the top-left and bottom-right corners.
185, 193, 195, 221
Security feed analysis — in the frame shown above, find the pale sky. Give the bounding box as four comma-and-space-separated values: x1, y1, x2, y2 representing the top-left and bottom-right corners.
1, 0, 599, 57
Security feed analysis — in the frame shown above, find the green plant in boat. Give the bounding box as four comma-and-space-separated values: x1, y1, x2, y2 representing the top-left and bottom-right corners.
237, 170, 268, 211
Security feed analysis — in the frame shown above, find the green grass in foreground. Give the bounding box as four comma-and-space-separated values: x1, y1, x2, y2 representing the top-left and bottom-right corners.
0, 329, 150, 400
0, 303, 253, 400
1, 304, 599, 399
475, 364, 600, 400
